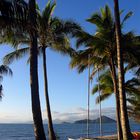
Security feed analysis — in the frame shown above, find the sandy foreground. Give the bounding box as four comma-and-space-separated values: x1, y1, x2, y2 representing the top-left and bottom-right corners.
82, 132, 140, 140
81, 135, 117, 140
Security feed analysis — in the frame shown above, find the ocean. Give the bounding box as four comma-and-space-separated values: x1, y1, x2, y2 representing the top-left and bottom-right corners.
0, 123, 140, 140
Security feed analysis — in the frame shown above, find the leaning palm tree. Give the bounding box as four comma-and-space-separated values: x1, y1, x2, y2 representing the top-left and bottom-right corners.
2, 1, 81, 140
0, 65, 12, 99
70, 5, 140, 140
113, 0, 133, 139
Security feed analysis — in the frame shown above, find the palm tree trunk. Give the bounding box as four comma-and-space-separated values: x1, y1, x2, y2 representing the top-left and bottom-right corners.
109, 57, 123, 140
114, 0, 133, 139
29, 0, 46, 140
42, 47, 56, 140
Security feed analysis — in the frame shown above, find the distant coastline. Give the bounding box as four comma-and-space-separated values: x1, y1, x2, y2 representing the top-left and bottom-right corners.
74, 116, 116, 124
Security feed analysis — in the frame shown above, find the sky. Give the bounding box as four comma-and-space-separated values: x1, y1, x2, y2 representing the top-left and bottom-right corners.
0, 0, 140, 123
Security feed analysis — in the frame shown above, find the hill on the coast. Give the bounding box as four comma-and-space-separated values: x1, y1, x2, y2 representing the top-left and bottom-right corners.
74, 116, 116, 124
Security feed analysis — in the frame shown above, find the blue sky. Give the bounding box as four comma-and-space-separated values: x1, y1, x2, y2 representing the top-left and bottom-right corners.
0, 0, 140, 123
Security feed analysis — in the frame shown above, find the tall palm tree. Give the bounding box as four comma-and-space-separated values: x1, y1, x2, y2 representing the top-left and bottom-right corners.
28, 0, 46, 139
0, 65, 12, 99
1, 0, 47, 139
36, 2, 77, 140
113, 0, 133, 139
37, 3, 57, 139
1, 2, 81, 140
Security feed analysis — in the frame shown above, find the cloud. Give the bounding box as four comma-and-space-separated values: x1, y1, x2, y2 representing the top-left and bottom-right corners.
0, 107, 116, 123
0, 112, 32, 123
43, 107, 116, 124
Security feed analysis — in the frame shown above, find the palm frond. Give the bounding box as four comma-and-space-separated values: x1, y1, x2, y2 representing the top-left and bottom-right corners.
87, 12, 103, 28
3, 47, 29, 65
42, 1, 56, 24
0, 0, 28, 30
49, 36, 75, 57
92, 85, 98, 95
127, 94, 140, 122
0, 65, 12, 76
0, 27, 29, 49
0, 85, 3, 99
96, 93, 112, 104
121, 11, 133, 27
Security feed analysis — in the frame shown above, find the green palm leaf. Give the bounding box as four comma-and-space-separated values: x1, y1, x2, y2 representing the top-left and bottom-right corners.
3, 47, 29, 65
121, 11, 133, 27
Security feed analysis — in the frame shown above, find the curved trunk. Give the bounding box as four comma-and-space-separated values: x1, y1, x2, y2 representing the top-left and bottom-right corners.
42, 47, 56, 140
114, 0, 133, 139
29, 0, 46, 140
109, 57, 123, 140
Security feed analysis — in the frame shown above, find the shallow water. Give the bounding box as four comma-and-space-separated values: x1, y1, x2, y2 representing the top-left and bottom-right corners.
0, 123, 139, 140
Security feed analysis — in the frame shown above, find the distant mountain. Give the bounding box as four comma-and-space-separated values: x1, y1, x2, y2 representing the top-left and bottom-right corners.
44, 119, 63, 124
74, 119, 92, 124
61, 122, 71, 124
74, 116, 116, 124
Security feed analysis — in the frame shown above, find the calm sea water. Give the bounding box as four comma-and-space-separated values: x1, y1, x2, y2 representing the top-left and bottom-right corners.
0, 123, 140, 140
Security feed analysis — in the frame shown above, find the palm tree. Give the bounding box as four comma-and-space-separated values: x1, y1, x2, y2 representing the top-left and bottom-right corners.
36, 2, 74, 140
92, 70, 140, 123
0, 65, 12, 99
92, 70, 114, 103
92, 70, 140, 102
1, 0, 46, 139
113, 0, 133, 139
28, 0, 47, 139
36, 3, 57, 139
1, 1, 81, 140
70, 5, 139, 140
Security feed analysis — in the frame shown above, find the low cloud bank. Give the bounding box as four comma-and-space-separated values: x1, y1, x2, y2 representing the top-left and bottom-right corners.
43, 107, 116, 124
0, 107, 116, 123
